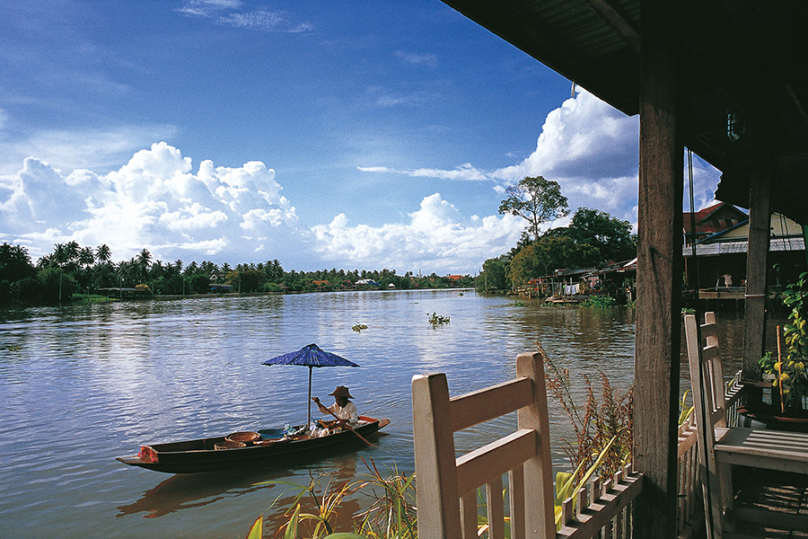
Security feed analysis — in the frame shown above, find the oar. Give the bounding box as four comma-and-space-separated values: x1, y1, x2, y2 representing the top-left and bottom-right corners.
312, 397, 376, 448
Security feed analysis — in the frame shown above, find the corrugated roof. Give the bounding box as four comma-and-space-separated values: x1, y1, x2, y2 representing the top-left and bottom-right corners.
683, 237, 805, 257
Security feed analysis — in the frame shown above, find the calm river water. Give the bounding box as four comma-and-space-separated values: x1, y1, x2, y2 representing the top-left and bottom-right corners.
0, 290, 754, 538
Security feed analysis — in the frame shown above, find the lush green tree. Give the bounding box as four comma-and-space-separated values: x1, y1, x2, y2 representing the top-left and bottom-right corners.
78, 247, 95, 268
566, 208, 636, 265
137, 249, 152, 273
239, 269, 264, 292
187, 274, 210, 294
498, 176, 569, 240
507, 244, 544, 286
476, 255, 510, 292
95, 244, 111, 264
0, 243, 36, 283
151, 274, 184, 295
0, 243, 36, 303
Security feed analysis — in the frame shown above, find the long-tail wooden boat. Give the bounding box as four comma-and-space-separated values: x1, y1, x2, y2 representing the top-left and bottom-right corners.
116, 416, 390, 474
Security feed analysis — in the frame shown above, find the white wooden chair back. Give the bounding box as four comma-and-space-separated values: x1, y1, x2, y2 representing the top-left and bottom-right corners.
683, 311, 728, 538
412, 351, 555, 539
684, 312, 728, 439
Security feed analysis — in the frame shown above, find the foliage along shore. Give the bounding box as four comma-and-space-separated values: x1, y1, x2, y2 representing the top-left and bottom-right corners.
0, 241, 474, 306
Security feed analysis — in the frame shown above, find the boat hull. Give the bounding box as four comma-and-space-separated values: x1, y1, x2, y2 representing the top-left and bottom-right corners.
117, 417, 389, 473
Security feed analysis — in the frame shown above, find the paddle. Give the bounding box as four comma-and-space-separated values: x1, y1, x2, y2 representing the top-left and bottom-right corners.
312, 397, 376, 448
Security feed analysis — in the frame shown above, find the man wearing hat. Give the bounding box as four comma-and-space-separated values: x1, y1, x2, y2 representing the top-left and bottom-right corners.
312, 386, 358, 425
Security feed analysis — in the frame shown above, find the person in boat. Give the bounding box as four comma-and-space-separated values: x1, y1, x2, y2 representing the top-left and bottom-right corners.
312, 385, 358, 425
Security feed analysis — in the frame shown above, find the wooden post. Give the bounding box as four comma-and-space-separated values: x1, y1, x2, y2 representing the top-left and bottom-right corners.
742, 169, 771, 384
516, 351, 556, 539
636, 0, 683, 537
412, 373, 462, 539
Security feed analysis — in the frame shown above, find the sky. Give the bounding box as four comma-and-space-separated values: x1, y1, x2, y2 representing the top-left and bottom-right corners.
0, 0, 723, 275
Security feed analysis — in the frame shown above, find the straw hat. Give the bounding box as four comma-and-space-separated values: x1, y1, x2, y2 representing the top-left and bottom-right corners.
329, 386, 354, 399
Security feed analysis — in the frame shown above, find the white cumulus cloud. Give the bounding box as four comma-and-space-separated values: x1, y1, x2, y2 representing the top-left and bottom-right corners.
0, 142, 526, 274
311, 193, 524, 273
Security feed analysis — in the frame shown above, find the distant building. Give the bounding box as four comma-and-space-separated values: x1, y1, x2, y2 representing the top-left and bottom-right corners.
683, 210, 806, 290
683, 202, 747, 246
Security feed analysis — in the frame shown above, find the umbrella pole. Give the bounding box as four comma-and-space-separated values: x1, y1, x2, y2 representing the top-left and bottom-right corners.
307, 366, 313, 425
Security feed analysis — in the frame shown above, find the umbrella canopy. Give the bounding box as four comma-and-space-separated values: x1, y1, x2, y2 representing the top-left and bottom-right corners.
262, 344, 359, 425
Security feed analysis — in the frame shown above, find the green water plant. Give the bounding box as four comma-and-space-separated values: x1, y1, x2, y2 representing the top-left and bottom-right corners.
352, 324, 368, 332
580, 295, 616, 308
428, 313, 450, 327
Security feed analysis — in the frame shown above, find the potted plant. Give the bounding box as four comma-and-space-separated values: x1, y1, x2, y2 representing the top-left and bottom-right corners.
746, 271, 808, 430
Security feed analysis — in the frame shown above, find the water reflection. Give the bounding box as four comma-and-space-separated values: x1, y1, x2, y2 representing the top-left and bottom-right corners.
0, 291, 756, 539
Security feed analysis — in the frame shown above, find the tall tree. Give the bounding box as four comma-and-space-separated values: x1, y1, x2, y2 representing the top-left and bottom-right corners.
78, 247, 95, 268
95, 244, 111, 264
0, 243, 36, 283
498, 176, 569, 240
566, 208, 636, 265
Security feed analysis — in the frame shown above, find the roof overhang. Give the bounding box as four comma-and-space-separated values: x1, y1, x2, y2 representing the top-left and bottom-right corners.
442, 0, 808, 224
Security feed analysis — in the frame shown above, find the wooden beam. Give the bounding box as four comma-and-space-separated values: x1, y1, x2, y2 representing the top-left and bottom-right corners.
742, 157, 772, 383
585, 0, 640, 53
635, 1, 683, 538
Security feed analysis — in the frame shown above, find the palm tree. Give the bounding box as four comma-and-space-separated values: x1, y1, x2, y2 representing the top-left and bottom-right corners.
52, 243, 68, 267
78, 247, 95, 268
137, 248, 152, 269
65, 241, 80, 268
95, 244, 111, 265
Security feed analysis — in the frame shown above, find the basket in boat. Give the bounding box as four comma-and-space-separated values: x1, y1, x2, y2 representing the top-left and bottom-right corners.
214, 440, 246, 450
224, 431, 261, 443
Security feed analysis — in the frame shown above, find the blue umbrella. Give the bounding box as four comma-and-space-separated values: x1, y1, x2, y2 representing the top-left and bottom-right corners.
262, 344, 359, 425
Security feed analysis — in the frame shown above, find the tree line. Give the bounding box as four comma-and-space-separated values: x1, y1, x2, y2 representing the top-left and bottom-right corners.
476, 176, 637, 292
0, 241, 474, 305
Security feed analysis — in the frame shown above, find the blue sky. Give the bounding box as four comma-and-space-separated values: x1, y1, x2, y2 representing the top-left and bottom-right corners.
0, 0, 721, 274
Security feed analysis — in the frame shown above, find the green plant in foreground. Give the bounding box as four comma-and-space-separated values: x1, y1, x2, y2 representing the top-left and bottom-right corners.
759, 271, 808, 411
427, 312, 450, 327
247, 460, 417, 539
352, 324, 368, 332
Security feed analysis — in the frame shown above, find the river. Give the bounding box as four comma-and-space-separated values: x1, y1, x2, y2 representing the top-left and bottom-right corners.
0, 289, 754, 538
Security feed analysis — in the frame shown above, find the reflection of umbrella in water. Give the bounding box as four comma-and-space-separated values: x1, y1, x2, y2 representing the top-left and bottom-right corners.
262, 343, 359, 425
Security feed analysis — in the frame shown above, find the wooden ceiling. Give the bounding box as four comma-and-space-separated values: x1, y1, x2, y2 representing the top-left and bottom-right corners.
442, 0, 808, 225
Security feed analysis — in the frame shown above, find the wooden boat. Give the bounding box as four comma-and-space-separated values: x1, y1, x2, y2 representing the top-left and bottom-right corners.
116, 416, 390, 474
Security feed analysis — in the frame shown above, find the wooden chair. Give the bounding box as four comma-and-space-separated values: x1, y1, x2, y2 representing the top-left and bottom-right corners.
412, 351, 555, 539
684, 312, 808, 538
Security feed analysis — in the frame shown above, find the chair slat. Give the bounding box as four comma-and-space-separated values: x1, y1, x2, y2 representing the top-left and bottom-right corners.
456, 429, 536, 497
487, 476, 505, 539
508, 466, 526, 539
460, 492, 477, 539
449, 377, 533, 432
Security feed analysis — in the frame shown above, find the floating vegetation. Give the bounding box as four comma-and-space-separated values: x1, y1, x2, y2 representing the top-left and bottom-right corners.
580, 295, 617, 308
7, 344, 21, 352
351, 324, 368, 332
428, 312, 450, 327
512, 300, 526, 307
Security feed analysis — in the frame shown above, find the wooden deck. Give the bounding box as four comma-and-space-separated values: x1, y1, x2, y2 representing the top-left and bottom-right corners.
721, 469, 808, 539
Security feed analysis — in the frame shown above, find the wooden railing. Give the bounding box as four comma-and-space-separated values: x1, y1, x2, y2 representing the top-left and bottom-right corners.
555, 372, 746, 539
556, 463, 643, 539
